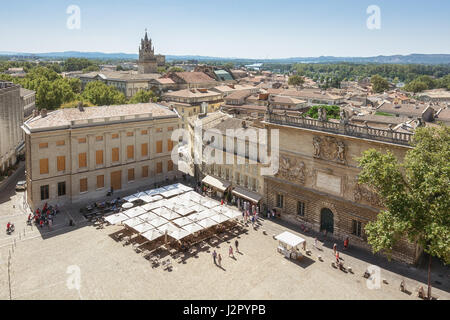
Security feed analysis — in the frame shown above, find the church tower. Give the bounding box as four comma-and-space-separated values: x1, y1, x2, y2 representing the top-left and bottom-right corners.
138, 30, 158, 74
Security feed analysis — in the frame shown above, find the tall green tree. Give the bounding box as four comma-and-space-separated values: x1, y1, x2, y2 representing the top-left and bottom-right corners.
371, 74, 390, 93
128, 89, 157, 104
81, 81, 126, 106
288, 75, 305, 87
357, 125, 450, 299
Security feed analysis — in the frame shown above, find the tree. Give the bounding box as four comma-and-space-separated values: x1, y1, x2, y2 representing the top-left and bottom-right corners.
81, 81, 126, 106
371, 75, 390, 93
404, 80, 428, 93
128, 89, 157, 104
67, 78, 82, 94
357, 125, 450, 299
288, 75, 305, 87
304, 105, 340, 120
168, 66, 185, 73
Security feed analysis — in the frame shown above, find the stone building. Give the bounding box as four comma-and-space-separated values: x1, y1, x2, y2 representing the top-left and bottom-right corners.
263, 110, 421, 264
22, 103, 180, 211
0, 81, 24, 173
138, 30, 165, 74
20, 88, 36, 118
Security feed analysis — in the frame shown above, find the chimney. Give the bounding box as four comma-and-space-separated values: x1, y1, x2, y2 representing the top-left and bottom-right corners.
78, 102, 84, 112
40, 109, 47, 118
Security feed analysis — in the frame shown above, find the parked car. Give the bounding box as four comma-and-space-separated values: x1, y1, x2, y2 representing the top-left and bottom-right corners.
16, 180, 26, 191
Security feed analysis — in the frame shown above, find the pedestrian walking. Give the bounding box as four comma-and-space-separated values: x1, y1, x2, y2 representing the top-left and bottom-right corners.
303, 240, 307, 251
314, 237, 318, 249
335, 251, 340, 265
235, 239, 239, 253
229, 245, 234, 257
251, 215, 255, 227
333, 243, 337, 255
212, 250, 217, 264
218, 254, 222, 267
343, 237, 349, 250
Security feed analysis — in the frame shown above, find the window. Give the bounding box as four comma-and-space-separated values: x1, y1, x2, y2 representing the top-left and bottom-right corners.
276, 194, 284, 208
297, 201, 305, 217
57, 156, 66, 172
127, 145, 134, 159
97, 175, 104, 189
156, 128, 163, 133
142, 165, 149, 178
168, 160, 174, 172
168, 139, 174, 152
56, 140, 65, 146
128, 168, 135, 181
78, 138, 86, 144
156, 162, 163, 174
39, 142, 48, 149
352, 220, 362, 237
57, 182, 66, 196
126, 132, 134, 137
80, 178, 88, 193
141, 130, 148, 135
167, 127, 174, 131
40, 185, 49, 200
156, 140, 163, 153
78, 153, 87, 168
96, 136, 103, 141
39, 159, 49, 174
96, 150, 103, 165
112, 133, 119, 139
141, 143, 148, 157
112, 147, 119, 162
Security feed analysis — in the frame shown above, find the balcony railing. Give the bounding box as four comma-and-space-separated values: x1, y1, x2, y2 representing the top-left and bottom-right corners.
268, 113, 413, 146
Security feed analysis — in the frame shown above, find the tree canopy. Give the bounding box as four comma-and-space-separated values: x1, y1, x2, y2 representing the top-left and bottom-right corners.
357, 125, 450, 296
288, 75, 305, 87
128, 89, 158, 104
81, 81, 126, 106
371, 74, 390, 93
304, 105, 340, 120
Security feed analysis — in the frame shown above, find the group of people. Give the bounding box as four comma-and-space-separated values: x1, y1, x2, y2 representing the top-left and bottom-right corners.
212, 239, 240, 267
239, 200, 259, 227
28, 202, 59, 229
333, 237, 349, 268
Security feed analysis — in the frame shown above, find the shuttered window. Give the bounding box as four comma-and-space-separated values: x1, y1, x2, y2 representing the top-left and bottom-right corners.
40, 159, 49, 174
39, 142, 48, 149
79, 153, 87, 168
80, 178, 88, 193
112, 133, 119, 139
97, 175, 104, 189
127, 145, 134, 159
78, 138, 86, 144
112, 148, 119, 162
168, 160, 174, 172
142, 165, 149, 178
57, 156, 65, 172
56, 140, 65, 146
156, 162, 163, 174
128, 168, 135, 181
96, 150, 103, 165
156, 140, 163, 153
168, 139, 174, 152
141, 143, 148, 157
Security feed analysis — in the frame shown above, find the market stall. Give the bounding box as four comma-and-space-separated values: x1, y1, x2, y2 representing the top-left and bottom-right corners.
274, 231, 305, 260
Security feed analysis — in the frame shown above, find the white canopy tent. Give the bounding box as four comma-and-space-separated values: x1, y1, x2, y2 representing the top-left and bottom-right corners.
123, 206, 147, 218
197, 218, 219, 229
141, 201, 164, 212
172, 216, 194, 227
132, 222, 154, 234
123, 195, 139, 203
275, 231, 305, 247
182, 223, 203, 234
123, 217, 144, 228
138, 212, 159, 222
209, 214, 230, 224
149, 216, 169, 228
169, 228, 191, 241
157, 222, 181, 234
221, 209, 242, 220
104, 212, 130, 225
141, 229, 164, 241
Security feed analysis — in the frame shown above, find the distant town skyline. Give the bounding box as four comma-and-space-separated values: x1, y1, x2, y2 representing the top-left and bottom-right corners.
1, 0, 449, 59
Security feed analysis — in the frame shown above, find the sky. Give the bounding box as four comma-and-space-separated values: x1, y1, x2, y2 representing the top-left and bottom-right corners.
0, 0, 449, 59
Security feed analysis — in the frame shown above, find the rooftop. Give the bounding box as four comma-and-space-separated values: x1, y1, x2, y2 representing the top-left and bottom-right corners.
23, 103, 178, 132
78, 71, 160, 81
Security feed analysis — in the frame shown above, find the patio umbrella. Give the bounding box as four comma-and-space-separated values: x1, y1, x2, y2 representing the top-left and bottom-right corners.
182, 223, 203, 234
197, 218, 218, 229
122, 202, 134, 209
149, 216, 169, 228
133, 222, 154, 234
138, 212, 159, 222
142, 229, 164, 241
210, 214, 230, 224
169, 228, 190, 241
157, 222, 180, 234
172, 216, 193, 227
123, 217, 144, 228
104, 212, 129, 225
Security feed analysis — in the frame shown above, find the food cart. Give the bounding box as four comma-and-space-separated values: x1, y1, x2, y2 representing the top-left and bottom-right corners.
275, 231, 305, 260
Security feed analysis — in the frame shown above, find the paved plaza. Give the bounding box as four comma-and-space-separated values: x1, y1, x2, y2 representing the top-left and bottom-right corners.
0, 174, 449, 300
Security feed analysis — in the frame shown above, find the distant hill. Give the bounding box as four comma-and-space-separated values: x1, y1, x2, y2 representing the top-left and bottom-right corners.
1, 51, 450, 64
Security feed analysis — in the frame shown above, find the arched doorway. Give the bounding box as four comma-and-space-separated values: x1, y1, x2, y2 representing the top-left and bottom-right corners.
320, 208, 334, 234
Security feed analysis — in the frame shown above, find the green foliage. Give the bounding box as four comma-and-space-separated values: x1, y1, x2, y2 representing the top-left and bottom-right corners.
404, 80, 428, 93
375, 111, 395, 117
82, 65, 100, 73
288, 75, 305, 87
168, 66, 185, 73
304, 105, 340, 120
81, 81, 126, 106
157, 66, 167, 74
357, 125, 450, 264
128, 89, 157, 104
60, 99, 94, 109
64, 58, 99, 72
371, 74, 390, 93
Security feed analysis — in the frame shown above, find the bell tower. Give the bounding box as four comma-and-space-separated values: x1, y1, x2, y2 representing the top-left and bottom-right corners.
138, 29, 157, 74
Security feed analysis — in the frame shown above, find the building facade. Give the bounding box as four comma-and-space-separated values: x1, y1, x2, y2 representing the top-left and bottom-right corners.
263, 112, 421, 264
0, 81, 24, 173
22, 103, 180, 211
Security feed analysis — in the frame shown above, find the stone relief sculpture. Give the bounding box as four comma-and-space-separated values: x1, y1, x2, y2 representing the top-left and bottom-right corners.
339, 109, 349, 124
312, 135, 346, 164
317, 107, 327, 122
278, 156, 306, 184
353, 177, 382, 207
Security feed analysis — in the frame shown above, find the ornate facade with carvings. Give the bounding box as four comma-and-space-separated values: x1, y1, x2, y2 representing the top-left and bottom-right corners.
263, 115, 421, 264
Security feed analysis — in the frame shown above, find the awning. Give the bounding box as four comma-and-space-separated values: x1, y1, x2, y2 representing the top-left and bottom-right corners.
275, 231, 305, 247
232, 186, 263, 203
201, 175, 231, 192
